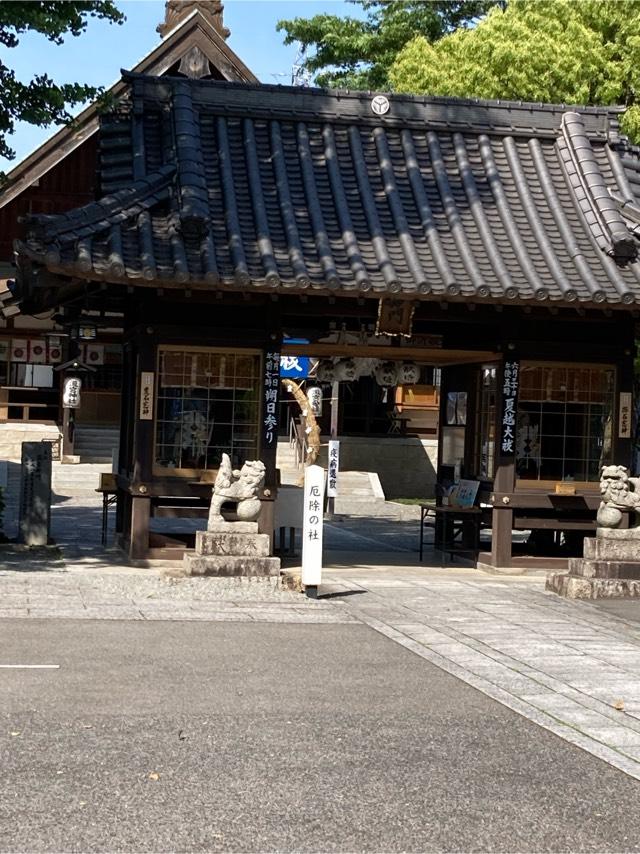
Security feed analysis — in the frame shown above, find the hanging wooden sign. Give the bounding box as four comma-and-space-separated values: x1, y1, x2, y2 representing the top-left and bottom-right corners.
619, 392, 632, 439
262, 350, 280, 448
139, 372, 154, 420
500, 360, 519, 456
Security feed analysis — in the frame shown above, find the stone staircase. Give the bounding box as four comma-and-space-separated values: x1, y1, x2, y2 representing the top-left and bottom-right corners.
547, 529, 640, 599
73, 426, 120, 463
275, 439, 386, 514
276, 439, 304, 486
52, 462, 112, 498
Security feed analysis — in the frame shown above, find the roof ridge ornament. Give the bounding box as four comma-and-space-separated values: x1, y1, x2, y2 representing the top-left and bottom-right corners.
157, 0, 230, 40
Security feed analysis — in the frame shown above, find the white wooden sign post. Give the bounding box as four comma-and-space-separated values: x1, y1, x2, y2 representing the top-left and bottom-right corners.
302, 464, 325, 598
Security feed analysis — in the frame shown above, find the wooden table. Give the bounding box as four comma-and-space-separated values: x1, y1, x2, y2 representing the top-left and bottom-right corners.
420, 504, 483, 565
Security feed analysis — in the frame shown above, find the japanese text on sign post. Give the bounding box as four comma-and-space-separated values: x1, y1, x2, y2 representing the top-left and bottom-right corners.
501, 360, 519, 456
619, 392, 632, 439
327, 440, 340, 497
139, 372, 154, 420
263, 351, 280, 448
302, 465, 325, 586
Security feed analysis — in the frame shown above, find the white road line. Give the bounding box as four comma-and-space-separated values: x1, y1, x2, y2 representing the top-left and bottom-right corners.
0, 664, 60, 669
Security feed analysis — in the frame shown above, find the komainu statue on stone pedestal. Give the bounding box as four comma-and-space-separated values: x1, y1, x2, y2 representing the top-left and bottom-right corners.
207, 454, 265, 528
597, 465, 640, 528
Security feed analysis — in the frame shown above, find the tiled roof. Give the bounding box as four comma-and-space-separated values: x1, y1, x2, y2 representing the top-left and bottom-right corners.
15, 73, 640, 308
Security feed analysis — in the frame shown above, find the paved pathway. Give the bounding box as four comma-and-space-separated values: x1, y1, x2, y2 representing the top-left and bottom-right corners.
321, 561, 640, 783
6, 481, 640, 784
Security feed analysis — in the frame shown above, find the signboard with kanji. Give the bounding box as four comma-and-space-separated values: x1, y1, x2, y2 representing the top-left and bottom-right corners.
619, 392, 632, 439
327, 440, 340, 497
500, 360, 519, 456
302, 465, 325, 587
139, 372, 154, 421
263, 350, 280, 448
280, 354, 310, 379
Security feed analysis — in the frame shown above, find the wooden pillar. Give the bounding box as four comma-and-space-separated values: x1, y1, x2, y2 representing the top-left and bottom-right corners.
126, 331, 156, 560
261, 339, 282, 491
129, 496, 151, 561
615, 349, 634, 470
132, 334, 155, 485
490, 357, 516, 569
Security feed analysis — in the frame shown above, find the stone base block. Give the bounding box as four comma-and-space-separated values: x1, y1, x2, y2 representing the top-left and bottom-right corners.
195, 530, 270, 557
596, 527, 640, 540
547, 572, 640, 599
183, 554, 281, 577
206, 522, 259, 534
584, 536, 640, 561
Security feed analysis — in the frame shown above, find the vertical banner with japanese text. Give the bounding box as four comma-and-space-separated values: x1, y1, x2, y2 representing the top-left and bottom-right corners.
302, 465, 325, 586
262, 348, 281, 449
327, 440, 340, 497
500, 360, 519, 456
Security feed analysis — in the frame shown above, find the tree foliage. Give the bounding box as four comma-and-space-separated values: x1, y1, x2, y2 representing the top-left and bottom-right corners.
277, 0, 498, 91
0, 1, 124, 161
390, 0, 640, 142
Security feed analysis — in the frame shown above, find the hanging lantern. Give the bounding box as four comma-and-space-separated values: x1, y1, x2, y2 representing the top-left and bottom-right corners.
334, 358, 357, 382
398, 362, 421, 385
374, 361, 399, 387
316, 361, 336, 383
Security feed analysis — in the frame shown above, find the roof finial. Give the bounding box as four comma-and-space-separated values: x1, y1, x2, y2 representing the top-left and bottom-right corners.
157, 1, 230, 40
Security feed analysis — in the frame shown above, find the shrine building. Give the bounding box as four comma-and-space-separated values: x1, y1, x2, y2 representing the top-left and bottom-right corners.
8, 57, 640, 570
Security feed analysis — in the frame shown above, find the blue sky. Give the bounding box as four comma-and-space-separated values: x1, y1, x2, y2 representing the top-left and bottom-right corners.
2, 0, 357, 171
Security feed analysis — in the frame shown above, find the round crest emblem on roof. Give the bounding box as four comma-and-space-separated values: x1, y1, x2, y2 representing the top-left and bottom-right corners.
371, 95, 390, 116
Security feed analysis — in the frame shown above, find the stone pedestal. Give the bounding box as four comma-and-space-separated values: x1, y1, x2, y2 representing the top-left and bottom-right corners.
182, 522, 281, 578
547, 528, 640, 599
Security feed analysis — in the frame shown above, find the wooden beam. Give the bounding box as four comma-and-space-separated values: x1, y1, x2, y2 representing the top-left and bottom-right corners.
281, 342, 500, 365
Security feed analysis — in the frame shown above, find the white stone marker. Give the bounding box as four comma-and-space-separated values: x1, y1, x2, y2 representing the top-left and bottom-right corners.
302, 464, 325, 597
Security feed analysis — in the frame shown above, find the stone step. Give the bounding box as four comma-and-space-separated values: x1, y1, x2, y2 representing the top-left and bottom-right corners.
183, 554, 281, 577
547, 572, 640, 599
568, 557, 640, 580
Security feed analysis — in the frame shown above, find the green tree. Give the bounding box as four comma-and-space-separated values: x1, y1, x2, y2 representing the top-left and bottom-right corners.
0, 1, 124, 161
277, 0, 499, 91
389, 0, 640, 141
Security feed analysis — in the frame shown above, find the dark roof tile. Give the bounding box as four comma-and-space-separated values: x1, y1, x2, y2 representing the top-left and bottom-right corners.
14, 74, 640, 307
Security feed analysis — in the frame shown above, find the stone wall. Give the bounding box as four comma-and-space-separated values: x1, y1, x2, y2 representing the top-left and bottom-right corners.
0, 423, 62, 461
318, 436, 438, 499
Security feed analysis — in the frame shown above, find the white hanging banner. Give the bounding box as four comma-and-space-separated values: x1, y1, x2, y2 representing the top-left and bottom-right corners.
10, 339, 28, 363
28, 340, 47, 364
327, 440, 340, 497
302, 464, 325, 587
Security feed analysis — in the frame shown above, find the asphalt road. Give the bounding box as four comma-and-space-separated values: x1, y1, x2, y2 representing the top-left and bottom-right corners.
1, 619, 639, 853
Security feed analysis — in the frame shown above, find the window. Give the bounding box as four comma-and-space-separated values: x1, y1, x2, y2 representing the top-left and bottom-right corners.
516, 364, 614, 483
154, 347, 261, 474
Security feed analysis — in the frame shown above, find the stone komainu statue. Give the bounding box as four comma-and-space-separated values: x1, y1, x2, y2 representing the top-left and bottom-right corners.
597, 464, 640, 528
207, 454, 265, 527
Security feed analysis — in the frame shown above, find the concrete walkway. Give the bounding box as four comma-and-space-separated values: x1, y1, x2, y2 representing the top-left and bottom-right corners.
5, 480, 640, 784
